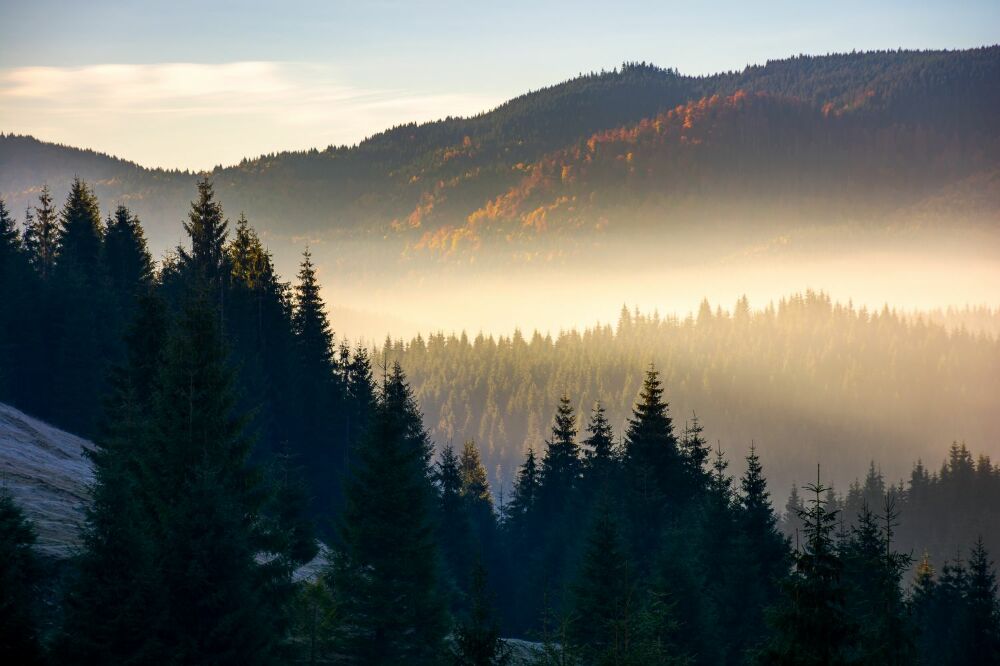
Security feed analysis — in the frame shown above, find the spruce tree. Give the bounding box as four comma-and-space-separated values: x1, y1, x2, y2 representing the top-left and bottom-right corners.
735, 444, 791, 655
506, 447, 540, 536
56, 296, 167, 664
622, 366, 682, 563
582, 402, 617, 493
967, 537, 1000, 663
333, 362, 446, 663
180, 177, 229, 284
453, 561, 511, 666
104, 204, 153, 315
55, 295, 169, 665
53, 178, 114, 435
759, 470, 855, 665
0, 200, 31, 400
539, 395, 582, 504
840, 502, 914, 664
569, 504, 633, 663
437, 444, 474, 607
23, 186, 58, 279
57, 177, 104, 283
0, 491, 43, 665
292, 247, 343, 516
150, 295, 277, 664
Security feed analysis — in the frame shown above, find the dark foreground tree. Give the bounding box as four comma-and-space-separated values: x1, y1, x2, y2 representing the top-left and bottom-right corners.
0, 491, 43, 665
332, 362, 447, 663
759, 469, 855, 665
453, 561, 511, 666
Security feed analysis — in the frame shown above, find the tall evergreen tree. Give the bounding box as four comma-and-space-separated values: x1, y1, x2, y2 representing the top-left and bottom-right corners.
759, 470, 856, 665
333, 362, 447, 663
453, 561, 511, 666
967, 537, 1000, 663
582, 402, 617, 494
292, 247, 343, 516
539, 395, 582, 504
104, 204, 153, 314
179, 177, 229, 285
437, 443, 474, 608
622, 366, 683, 563
56, 295, 169, 665
734, 444, 791, 656
840, 501, 914, 664
57, 177, 104, 283
0, 491, 43, 665
150, 295, 278, 664
23, 186, 58, 279
569, 503, 634, 663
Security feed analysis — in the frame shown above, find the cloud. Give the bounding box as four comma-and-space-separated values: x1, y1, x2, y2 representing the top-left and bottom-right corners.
0, 62, 502, 169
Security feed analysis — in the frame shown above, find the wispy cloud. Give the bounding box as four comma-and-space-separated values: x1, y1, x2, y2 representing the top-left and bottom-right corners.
0, 62, 502, 170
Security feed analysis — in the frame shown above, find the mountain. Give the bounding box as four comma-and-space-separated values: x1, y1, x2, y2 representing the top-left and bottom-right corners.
1, 47, 998, 264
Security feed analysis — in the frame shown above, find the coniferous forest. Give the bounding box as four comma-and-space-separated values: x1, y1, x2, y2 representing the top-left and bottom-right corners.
1, 178, 998, 665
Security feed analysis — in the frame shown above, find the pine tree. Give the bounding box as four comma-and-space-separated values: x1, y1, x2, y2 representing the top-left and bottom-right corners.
967, 537, 1000, 663
150, 295, 277, 664
460, 440, 496, 554
179, 177, 229, 284
569, 504, 634, 663
23, 186, 58, 279
0, 491, 43, 665
582, 402, 617, 492
622, 366, 683, 562
57, 177, 104, 283
437, 444, 474, 607
292, 247, 343, 516
0, 200, 32, 400
840, 501, 914, 664
333, 362, 447, 663
679, 413, 711, 487
52, 179, 114, 436
539, 395, 582, 504
55, 294, 168, 665
506, 447, 540, 535
759, 469, 855, 665
104, 204, 153, 314
735, 444, 791, 654
453, 561, 511, 666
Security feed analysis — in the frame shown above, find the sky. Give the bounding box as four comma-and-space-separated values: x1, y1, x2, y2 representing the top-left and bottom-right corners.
1, 0, 997, 170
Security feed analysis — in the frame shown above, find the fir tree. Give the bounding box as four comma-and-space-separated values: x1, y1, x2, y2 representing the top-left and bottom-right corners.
453, 561, 511, 666
179, 177, 229, 285
55, 295, 169, 665
104, 204, 153, 314
57, 177, 104, 283
582, 402, 617, 492
539, 395, 582, 503
967, 537, 1000, 663
0, 491, 42, 665
150, 295, 277, 664
622, 366, 683, 562
569, 503, 634, 664
437, 444, 474, 607
759, 469, 856, 665
333, 362, 447, 663
840, 501, 914, 664
23, 186, 58, 279
735, 444, 791, 655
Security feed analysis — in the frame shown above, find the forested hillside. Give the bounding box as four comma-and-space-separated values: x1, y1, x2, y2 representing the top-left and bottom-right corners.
385, 295, 1000, 497
2, 177, 999, 664
2, 47, 997, 267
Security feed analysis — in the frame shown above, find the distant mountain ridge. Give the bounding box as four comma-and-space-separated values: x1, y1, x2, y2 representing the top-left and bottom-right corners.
1, 46, 997, 260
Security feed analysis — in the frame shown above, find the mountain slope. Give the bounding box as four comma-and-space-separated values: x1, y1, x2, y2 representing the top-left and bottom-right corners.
1, 46, 997, 262
0, 402, 93, 557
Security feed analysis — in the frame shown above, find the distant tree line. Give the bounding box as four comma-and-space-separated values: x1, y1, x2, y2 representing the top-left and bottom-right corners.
1, 181, 998, 664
